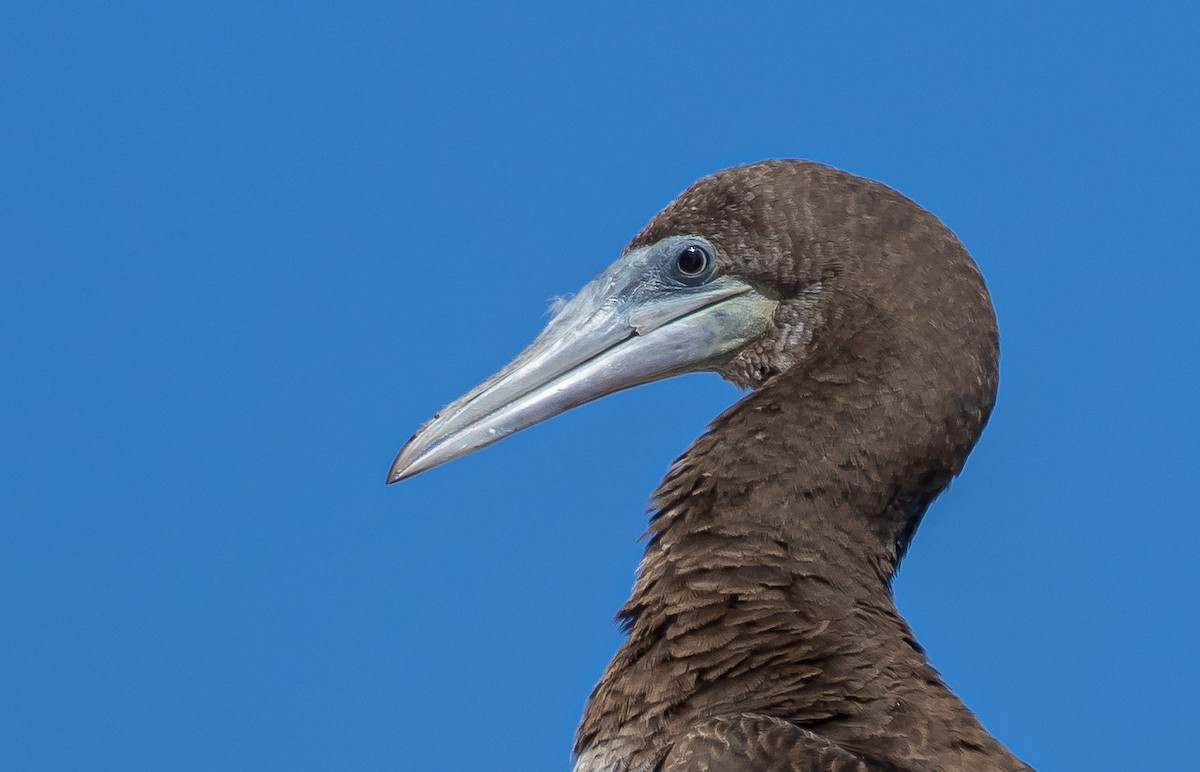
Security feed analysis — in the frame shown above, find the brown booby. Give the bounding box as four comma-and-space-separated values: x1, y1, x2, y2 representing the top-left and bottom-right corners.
389, 161, 1032, 771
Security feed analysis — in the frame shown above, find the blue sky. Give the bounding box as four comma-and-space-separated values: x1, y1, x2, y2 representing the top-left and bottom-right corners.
2, 3, 1198, 770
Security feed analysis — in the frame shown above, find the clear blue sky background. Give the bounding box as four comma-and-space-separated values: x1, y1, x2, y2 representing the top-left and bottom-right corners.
3, 3, 1197, 770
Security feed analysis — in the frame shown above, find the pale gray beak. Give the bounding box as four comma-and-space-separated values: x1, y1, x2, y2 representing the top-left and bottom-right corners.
387, 236, 776, 483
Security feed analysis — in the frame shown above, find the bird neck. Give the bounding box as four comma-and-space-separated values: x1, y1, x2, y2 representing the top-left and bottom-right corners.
575, 362, 1025, 770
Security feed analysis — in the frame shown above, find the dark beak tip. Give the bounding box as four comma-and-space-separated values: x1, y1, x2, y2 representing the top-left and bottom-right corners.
386, 454, 412, 485
387, 433, 424, 485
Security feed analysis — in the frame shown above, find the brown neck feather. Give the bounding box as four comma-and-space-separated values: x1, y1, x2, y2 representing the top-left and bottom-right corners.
574, 345, 1026, 770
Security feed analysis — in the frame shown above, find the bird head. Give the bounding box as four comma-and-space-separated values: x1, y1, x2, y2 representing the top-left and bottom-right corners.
388, 161, 997, 483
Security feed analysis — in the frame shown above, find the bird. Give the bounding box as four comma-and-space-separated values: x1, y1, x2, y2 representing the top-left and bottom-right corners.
388, 160, 1032, 771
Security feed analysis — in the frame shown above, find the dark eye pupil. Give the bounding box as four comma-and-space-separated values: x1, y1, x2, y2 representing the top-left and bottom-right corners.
677, 246, 707, 276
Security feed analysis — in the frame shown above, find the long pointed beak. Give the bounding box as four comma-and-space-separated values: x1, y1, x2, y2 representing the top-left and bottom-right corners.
387, 240, 775, 483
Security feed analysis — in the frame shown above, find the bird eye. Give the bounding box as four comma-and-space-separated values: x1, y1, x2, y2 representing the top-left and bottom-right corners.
674, 245, 711, 280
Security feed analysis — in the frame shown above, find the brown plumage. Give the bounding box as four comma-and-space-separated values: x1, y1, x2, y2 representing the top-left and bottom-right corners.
391, 160, 1031, 771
